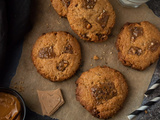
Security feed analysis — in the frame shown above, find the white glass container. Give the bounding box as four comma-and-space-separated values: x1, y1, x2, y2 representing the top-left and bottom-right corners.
118, 0, 149, 8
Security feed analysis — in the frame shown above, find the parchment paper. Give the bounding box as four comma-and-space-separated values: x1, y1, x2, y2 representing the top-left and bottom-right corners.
10, 0, 160, 120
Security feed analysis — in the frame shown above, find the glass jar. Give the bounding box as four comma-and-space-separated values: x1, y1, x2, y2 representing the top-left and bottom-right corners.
118, 0, 149, 8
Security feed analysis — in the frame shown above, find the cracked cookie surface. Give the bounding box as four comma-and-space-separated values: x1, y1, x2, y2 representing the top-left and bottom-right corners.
32, 32, 81, 81
67, 0, 115, 42
116, 21, 160, 70
76, 66, 128, 119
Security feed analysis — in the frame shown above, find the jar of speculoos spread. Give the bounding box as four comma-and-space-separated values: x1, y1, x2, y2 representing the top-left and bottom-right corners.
0, 88, 26, 120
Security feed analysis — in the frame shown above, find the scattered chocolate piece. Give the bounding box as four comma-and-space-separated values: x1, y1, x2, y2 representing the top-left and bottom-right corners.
91, 82, 117, 105
81, 34, 88, 39
128, 46, 142, 56
83, 0, 97, 9
84, 19, 92, 29
130, 27, 143, 42
57, 60, 69, 71
148, 40, 160, 52
96, 34, 107, 41
62, 0, 70, 7
97, 10, 109, 28
63, 42, 73, 54
38, 46, 56, 59
37, 89, 64, 116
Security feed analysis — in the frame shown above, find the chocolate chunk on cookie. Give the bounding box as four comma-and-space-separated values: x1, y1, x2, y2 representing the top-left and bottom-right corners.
32, 32, 81, 81
116, 21, 160, 70
130, 27, 143, 42
67, 0, 115, 42
76, 66, 128, 119
38, 46, 56, 59
51, 0, 71, 17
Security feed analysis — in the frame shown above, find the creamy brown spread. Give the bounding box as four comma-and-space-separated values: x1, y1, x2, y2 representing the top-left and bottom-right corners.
0, 92, 21, 120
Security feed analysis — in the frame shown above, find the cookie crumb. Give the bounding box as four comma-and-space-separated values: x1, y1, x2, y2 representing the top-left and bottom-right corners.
90, 64, 93, 66
110, 52, 113, 55
103, 52, 105, 54
93, 55, 99, 60
100, 57, 103, 60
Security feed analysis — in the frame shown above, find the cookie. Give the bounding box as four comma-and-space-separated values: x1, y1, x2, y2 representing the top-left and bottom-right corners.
76, 66, 128, 119
67, 0, 115, 42
116, 21, 160, 70
51, 0, 70, 17
32, 31, 81, 81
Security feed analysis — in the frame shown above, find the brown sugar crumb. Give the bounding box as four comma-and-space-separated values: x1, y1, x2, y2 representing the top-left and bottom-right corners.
93, 55, 99, 60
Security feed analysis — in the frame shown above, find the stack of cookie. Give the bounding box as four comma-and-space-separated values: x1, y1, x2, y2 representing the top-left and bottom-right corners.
31, 0, 160, 119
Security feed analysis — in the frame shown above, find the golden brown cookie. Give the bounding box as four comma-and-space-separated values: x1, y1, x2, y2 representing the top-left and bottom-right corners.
51, 0, 70, 17
76, 66, 128, 119
116, 21, 160, 70
32, 32, 81, 81
67, 0, 115, 42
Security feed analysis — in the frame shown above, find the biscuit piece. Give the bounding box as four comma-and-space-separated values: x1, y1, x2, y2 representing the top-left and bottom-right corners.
32, 32, 81, 81
51, 0, 70, 17
116, 21, 160, 70
67, 0, 115, 42
76, 66, 128, 119
37, 89, 64, 116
